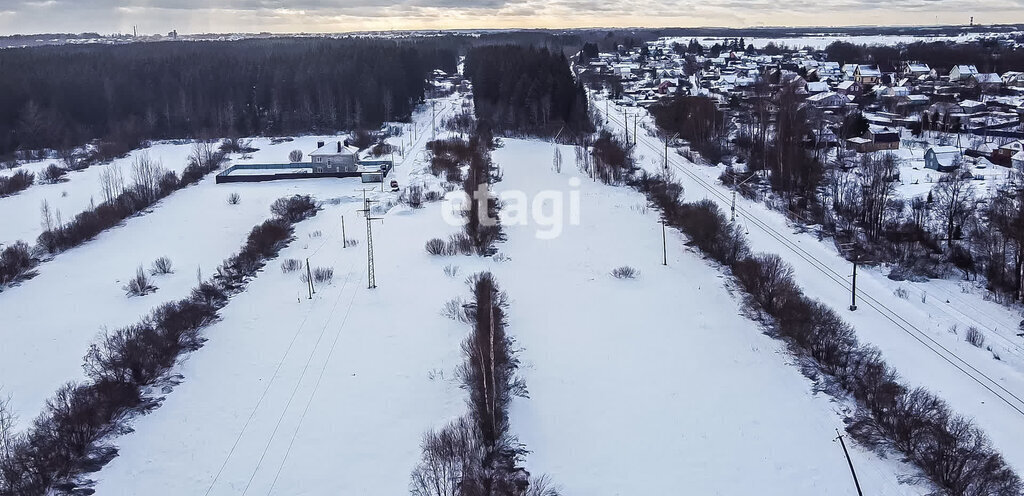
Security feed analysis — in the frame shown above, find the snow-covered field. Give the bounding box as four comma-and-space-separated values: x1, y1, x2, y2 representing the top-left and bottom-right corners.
6, 92, 1020, 495
91, 118, 921, 493
0, 142, 202, 248
663, 32, 996, 50
603, 96, 1024, 476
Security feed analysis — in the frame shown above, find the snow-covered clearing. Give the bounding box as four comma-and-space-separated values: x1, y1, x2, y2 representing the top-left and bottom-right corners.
0, 98, 452, 426
663, 33, 994, 51
0, 142, 197, 248
603, 97, 1024, 476
94, 126, 919, 494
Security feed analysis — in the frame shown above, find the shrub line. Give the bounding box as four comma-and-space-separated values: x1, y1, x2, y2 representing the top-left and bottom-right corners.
630, 170, 1021, 495
0, 195, 319, 494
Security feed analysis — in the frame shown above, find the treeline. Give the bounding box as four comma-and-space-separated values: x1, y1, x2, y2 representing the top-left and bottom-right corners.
0, 142, 227, 292
465, 45, 591, 138
425, 123, 504, 257
824, 39, 1024, 73
0, 195, 317, 494
0, 38, 458, 158
411, 273, 557, 496
630, 171, 1021, 495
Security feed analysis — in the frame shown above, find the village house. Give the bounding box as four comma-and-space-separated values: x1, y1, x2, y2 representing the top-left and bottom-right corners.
968, 73, 1002, 92
309, 140, 359, 173
924, 146, 963, 172
806, 91, 846, 108
855, 65, 882, 86
835, 80, 862, 96
903, 62, 931, 78
847, 125, 900, 152
949, 64, 979, 82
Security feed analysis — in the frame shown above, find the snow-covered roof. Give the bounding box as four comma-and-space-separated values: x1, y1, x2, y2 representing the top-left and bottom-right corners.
906, 62, 930, 72
805, 81, 829, 93
310, 141, 359, 156
960, 99, 986, 108
952, 65, 979, 75
972, 73, 1002, 84
929, 145, 961, 156
857, 65, 881, 77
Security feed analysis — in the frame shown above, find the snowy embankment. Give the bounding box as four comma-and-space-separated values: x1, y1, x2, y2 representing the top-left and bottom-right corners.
95, 130, 916, 494
603, 98, 1024, 475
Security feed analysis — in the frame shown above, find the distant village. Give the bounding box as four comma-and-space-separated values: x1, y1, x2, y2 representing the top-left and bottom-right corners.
576, 36, 1024, 174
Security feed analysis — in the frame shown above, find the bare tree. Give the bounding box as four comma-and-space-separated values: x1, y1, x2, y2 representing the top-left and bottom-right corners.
131, 153, 165, 202
40, 199, 54, 232
859, 153, 900, 240
410, 416, 485, 496
289, 149, 303, 163
552, 147, 562, 173
931, 167, 975, 247
99, 163, 125, 204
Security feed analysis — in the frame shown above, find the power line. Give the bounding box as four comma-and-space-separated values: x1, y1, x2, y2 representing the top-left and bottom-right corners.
605, 105, 1024, 417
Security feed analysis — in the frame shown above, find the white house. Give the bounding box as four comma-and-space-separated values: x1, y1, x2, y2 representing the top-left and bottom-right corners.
309, 140, 359, 173
949, 65, 979, 81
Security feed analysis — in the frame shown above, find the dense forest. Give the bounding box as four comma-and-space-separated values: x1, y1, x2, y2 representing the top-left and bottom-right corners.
464, 45, 591, 137
0, 38, 458, 158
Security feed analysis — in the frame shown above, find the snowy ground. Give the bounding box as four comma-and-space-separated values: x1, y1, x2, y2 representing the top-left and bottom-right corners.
660, 32, 997, 51
92, 108, 921, 493
0, 100, 456, 425
0, 142, 197, 248
602, 95, 1024, 476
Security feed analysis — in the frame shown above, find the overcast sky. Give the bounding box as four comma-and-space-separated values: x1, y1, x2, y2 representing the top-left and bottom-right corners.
0, 0, 1021, 35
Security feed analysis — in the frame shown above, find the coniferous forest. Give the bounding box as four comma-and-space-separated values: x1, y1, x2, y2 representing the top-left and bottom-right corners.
464, 45, 591, 137
0, 38, 458, 158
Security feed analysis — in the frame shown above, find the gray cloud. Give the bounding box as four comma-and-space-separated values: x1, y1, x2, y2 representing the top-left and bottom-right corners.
0, 0, 1021, 35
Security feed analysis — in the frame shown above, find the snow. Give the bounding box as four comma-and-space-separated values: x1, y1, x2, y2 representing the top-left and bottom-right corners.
602, 95, 1024, 477
0, 142, 198, 249
93, 101, 919, 494
5, 91, 1014, 495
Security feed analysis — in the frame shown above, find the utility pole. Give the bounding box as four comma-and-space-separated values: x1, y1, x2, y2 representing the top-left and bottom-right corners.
358, 192, 383, 289
431, 101, 437, 141
662, 218, 668, 266
305, 258, 314, 299
850, 255, 859, 311
664, 132, 679, 171
835, 429, 864, 496
341, 215, 348, 248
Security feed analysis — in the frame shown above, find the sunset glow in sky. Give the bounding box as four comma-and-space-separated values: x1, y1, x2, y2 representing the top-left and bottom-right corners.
0, 0, 1020, 35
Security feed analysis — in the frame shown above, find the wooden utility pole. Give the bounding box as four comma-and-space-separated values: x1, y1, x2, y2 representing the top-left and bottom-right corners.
835, 429, 864, 496
305, 258, 314, 299
662, 218, 668, 266
341, 215, 347, 248
431, 101, 437, 141
850, 256, 859, 311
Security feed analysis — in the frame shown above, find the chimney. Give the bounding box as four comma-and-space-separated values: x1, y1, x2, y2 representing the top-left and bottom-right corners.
317, 141, 324, 149
337, 141, 342, 153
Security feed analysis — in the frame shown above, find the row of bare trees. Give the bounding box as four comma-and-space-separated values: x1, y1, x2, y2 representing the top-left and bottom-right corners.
632, 170, 1021, 495
0, 143, 225, 293
411, 273, 556, 496
0, 195, 317, 495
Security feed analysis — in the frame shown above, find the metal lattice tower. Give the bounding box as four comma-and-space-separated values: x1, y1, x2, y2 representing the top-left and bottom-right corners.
357, 191, 382, 289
